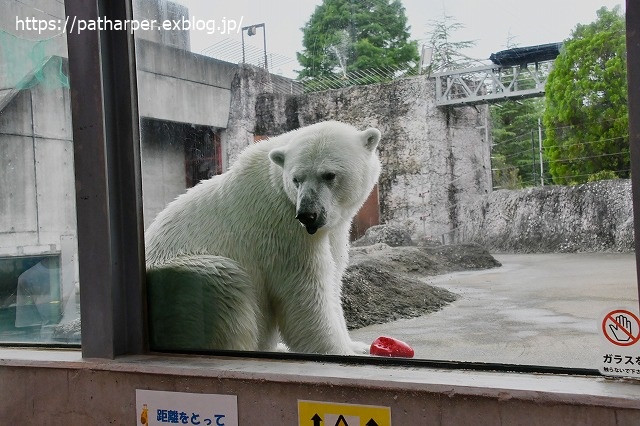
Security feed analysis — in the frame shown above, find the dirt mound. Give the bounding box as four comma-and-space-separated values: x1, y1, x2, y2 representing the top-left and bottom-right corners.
351, 224, 414, 247
342, 235, 501, 329
342, 263, 456, 329
349, 242, 500, 276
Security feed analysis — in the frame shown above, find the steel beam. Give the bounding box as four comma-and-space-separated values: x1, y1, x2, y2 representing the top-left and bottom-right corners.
433, 61, 554, 107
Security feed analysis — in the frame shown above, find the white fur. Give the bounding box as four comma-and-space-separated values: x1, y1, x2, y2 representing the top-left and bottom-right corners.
145, 121, 381, 355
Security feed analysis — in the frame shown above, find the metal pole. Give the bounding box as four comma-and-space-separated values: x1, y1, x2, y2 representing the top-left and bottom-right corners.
531, 130, 537, 185
241, 30, 245, 63
538, 118, 544, 186
485, 108, 492, 192
241, 23, 266, 69
262, 25, 268, 71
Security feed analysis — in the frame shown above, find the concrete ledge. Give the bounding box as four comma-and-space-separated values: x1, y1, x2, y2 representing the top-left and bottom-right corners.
137, 70, 231, 127
1, 348, 640, 424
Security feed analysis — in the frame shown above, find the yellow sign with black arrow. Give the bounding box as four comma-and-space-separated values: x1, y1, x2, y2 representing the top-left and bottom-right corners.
298, 400, 391, 426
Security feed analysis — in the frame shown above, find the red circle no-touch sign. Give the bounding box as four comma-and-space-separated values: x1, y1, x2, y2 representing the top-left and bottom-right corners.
602, 310, 640, 347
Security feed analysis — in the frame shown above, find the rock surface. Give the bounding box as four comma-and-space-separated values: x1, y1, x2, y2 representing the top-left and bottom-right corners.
462, 179, 634, 253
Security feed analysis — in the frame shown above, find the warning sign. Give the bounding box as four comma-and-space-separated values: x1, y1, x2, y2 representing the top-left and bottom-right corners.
136, 389, 238, 426
599, 307, 640, 378
298, 400, 391, 426
602, 309, 640, 346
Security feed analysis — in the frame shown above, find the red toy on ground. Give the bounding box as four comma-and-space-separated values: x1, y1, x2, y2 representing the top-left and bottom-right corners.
370, 336, 415, 358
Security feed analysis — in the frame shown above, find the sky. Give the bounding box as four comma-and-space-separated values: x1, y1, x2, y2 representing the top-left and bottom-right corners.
173, 0, 626, 78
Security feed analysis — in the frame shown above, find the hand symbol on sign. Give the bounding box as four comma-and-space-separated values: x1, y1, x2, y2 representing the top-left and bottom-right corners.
609, 314, 633, 342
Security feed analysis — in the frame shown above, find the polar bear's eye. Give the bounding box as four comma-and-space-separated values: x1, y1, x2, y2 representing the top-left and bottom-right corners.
322, 172, 336, 182
292, 177, 300, 187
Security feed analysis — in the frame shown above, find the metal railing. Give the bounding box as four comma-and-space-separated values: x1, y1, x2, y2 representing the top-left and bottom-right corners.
433, 61, 555, 106
299, 63, 420, 93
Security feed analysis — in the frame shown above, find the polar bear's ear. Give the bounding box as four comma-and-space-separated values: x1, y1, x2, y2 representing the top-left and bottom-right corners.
269, 148, 286, 168
361, 128, 381, 152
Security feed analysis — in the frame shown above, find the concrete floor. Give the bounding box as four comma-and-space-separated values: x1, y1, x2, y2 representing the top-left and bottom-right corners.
350, 253, 639, 369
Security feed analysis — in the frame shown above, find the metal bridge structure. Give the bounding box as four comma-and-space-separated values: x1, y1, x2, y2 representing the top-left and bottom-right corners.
433, 43, 562, 107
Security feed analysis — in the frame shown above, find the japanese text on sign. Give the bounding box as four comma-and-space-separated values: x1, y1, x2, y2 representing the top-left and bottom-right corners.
137, 390, 237, 426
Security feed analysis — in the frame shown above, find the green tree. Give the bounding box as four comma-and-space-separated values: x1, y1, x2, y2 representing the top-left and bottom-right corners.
424, 14, 477, 73
490, 36, 547, 188
490, 98, 545, 187
296, 0, 419, 79
543, 6, 628, 184
490, 153, 522, 190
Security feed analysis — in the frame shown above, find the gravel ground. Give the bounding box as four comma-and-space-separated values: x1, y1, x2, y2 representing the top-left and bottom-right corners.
342, 226, 501, 329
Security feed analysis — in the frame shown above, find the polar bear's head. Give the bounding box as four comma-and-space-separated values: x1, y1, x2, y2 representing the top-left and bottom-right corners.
268, 121, 381, 235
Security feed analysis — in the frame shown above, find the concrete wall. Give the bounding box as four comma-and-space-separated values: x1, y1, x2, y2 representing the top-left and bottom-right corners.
0, 63, 76, 256
135, 39, 237, 128
253, 76, 492, 240
0, 59, 79, 332
2, 351, 640, 425
139, 119, 189, 227
133, 0, 190, 50
134, 42, 240, 227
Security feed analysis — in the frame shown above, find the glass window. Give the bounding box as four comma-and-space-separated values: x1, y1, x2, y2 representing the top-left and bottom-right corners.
0, 0, 80, 344
133, 0, 636, 373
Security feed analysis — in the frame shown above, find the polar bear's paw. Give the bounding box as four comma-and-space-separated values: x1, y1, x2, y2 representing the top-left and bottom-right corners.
350, 340, 371, 355
275, 342, 290, 352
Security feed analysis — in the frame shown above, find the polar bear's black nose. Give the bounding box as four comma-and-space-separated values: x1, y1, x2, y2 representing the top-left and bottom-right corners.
296, 211, 317, 226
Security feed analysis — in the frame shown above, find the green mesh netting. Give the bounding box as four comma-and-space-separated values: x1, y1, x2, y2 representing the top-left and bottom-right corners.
0, 30, 69, 91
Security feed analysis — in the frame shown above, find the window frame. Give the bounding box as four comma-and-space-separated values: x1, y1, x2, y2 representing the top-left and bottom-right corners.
627, 0, 640, 299
64, 0, 640, 362
66, 0, 146, 357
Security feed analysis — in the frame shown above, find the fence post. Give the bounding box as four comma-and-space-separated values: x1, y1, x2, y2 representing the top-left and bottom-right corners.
531, 130, 537, 185
538, 118, 545, 186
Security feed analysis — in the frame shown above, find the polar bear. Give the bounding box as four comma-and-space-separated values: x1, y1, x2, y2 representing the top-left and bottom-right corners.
145, 121, 381, 355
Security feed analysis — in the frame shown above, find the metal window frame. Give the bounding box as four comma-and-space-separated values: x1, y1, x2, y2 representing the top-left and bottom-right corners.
627, 0, 640, 309
66, 0, 146, 358
63, 0, 640, 359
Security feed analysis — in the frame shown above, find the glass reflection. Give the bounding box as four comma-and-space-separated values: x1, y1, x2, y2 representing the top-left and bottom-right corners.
134, 0, 635, 369
0, 0, 80, 344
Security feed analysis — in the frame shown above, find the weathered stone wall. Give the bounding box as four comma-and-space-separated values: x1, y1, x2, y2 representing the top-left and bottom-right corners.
233, 69, 633, 253
222, 64, 303, 170
221, 65, 271, 169
253, 75, 492, 239
460, 179, 634, 252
